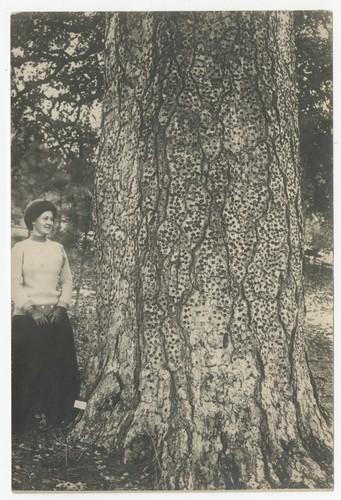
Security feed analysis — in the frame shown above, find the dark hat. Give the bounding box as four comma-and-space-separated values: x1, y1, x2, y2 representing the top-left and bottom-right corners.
24, 199, 57, 230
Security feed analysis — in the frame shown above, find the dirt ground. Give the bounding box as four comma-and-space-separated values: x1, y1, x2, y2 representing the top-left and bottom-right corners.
11, 260, 333, 491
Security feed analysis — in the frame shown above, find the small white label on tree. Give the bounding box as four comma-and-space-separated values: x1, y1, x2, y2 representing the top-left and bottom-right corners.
74, 400, 87, 410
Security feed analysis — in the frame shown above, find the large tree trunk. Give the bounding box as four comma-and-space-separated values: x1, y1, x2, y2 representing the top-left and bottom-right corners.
73, 12, 333, 489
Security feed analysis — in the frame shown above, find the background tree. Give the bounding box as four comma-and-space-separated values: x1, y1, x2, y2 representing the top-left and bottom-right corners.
72, 11, 332, 490
11, 12, 105, 241
295, 11, 332, 219
11, 12, 105, 305
11, 11, 333, 232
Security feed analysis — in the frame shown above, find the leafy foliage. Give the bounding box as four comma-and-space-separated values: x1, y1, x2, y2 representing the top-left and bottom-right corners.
11, 11, 333, 235
11, 12, 104, 160
295, 11, 332, 218
11, 12, 105, 243
10, 12, 333, 492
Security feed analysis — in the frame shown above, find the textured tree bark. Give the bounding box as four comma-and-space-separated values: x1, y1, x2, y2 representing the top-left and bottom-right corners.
73, 12, 333, 489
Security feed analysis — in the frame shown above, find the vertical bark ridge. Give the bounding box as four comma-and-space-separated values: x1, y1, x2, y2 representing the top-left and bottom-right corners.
74, 11, 332, 490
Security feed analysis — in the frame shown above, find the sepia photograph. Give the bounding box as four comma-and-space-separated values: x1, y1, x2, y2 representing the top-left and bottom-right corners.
8, 4, 334, 493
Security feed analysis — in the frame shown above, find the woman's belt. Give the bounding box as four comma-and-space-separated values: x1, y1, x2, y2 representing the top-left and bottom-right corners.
34, 304, 56, 316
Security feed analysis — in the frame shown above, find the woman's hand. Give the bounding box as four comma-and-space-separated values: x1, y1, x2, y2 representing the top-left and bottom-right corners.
26, 305, 49, 325
49, 306, 65, 324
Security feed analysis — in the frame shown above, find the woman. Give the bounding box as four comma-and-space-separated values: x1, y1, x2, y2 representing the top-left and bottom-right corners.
11, 199, 78, 433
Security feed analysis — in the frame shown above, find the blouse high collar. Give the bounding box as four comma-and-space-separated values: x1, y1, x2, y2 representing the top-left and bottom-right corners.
30, 234, 48, 242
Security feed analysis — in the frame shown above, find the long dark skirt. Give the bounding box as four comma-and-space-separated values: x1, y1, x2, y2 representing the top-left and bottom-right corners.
12, 313, 79, 434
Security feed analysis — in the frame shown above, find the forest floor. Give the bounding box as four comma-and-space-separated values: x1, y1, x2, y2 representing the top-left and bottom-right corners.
11, 259, 333, 492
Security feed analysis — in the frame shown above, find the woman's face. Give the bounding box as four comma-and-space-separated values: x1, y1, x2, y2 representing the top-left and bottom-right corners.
32, 210, 54, 237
